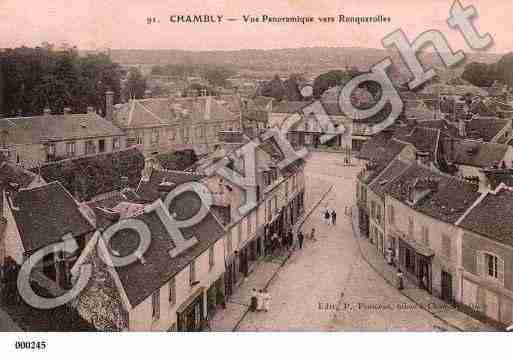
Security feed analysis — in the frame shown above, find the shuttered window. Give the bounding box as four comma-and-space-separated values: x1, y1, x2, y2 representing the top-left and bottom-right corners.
479, 251, 505, 285
441, 234, 451, 259
209, 247, 215, 271
422, 226, 429, 246
388, 205, 395, 225
152, 290, 160, 320
169, 278, 176, 306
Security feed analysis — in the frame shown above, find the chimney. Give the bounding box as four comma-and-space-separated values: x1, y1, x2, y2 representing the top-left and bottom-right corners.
106, 90, 114, 121
63, 107, 71, 114
87, 106, 95, 114
43, 108, 51, 116
144, 89, 152, 99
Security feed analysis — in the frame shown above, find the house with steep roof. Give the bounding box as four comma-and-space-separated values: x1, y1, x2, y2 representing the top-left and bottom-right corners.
112, 94, 242, 157
72, 189, 227, 331
37, 147, 145, 202
384, 164, 481, 302
0, 106, 126, 169
355, 137, 416, 238
0, 181, 95, 291
457, 185, 513, 328
443, 139, 513, 179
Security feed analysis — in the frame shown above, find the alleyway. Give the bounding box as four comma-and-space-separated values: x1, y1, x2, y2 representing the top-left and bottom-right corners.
234, 152, 455, 331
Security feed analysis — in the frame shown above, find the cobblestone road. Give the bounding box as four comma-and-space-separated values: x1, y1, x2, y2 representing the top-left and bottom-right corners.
237, 152, 454, 331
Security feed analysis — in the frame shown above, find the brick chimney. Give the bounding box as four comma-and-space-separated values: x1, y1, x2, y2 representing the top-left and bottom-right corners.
106, 90, 114, 121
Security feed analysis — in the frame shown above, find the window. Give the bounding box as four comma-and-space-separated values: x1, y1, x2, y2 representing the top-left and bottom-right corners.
478, 252, 504, 283
421, 226, 429, 246
66, 142, 76, 156
267, 199, 272, 221
113, 137, 120, 150
486, 253, 498, 279
151, 129, 159, 144
441, 234, 451, 259
168, 277, 176, 306
248, 212, 253, 237
388, 205, 395, 225
226, 231, 232, 253
209, 247, 215, 271
85, 140, 95, 155
98, 139, 106, 152
408, 217, 414, 237
152, 290, 160, 320
46, 143, 56, 155
136, 134, 143, 145
189, 260, 196, 285
238, 223, 242, 247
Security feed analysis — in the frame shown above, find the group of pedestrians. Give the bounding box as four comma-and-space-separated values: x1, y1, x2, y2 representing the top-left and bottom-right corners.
250, 288, 272, 312
323, 208, 337, 226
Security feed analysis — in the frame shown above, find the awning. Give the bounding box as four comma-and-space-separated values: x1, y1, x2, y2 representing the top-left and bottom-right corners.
176, 286, 206, 313
399, 236, 434, 258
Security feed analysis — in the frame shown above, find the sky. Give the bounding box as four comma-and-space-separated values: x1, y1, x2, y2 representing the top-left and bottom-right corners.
0, 0, 511, 53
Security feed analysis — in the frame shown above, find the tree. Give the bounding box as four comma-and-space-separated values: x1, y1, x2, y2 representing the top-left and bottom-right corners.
283, 73, 305, 101
259, 75, 286, 101
0, 47, 122, 116
122, 67, 147, 100
312, 70, 354, 98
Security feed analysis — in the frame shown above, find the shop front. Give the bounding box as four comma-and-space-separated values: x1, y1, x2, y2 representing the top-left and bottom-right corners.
397, 235, 434, 293
237, 227, 266, 278
264, 210, 285, 254
177, 287, 205, 332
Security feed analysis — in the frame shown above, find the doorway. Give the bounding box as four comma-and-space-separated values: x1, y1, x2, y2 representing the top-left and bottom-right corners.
441, 270, 453, 303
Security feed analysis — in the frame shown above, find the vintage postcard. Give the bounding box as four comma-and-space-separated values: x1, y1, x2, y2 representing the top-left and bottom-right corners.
0, 0, 511, 355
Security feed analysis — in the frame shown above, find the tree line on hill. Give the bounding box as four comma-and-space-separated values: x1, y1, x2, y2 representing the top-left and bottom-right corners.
257, 68, 380, 102
462, 52, 513, 88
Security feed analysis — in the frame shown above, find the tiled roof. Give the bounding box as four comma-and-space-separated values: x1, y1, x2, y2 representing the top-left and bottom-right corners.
369, 159, 411, 199
114, 96, 238, 129
394, 126, 441, 162
464, 118, 509, 142
137, 169, 205, 203
11, 182, 94, 253
386, 164, 479, 224
155, 150, 198, 171
449, 140, 509, 168
0, 161, 38, 188
39, 148, 145, 201
0, 112, 124, 145
459, 188, 513, 245
108, 191, 225, 307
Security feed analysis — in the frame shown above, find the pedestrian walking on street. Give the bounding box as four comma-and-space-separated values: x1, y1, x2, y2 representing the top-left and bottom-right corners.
257, 289, 264, 311
263, 289, 271, 312
396, 269, 404, 290
298, 230, 304, 249
310, 228, 317, 242
331, 210, 337, 226
324, 209, 331, 225
250, 288, 258, 312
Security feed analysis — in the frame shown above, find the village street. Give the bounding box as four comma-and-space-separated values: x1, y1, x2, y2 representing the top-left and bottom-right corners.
234, 151, 454, 331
